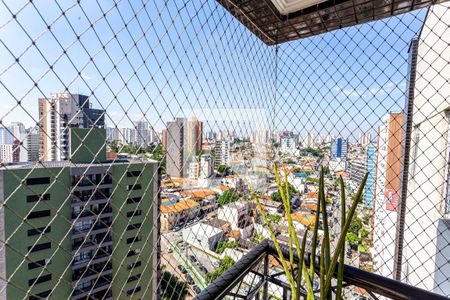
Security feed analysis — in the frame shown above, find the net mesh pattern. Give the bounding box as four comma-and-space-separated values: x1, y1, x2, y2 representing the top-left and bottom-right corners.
0, 0, 449, 299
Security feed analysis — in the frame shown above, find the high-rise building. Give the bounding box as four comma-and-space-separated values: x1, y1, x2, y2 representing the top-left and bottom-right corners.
0, 128, 158, 300
38, 92, 105, 161
330, 137, 348, 159
303, 132, 314, 148
364, 143, 377, 208
119, 127, 134, 145
280, 136, 296, 150
9, 122, 26, 141
373, 113, 404, 279
106, 127, 120, 143
186, 117, 202, 154
350, 143, 377, 208
166, 118, 186, 178
0, 126, 14, 145
26, 128, 40, 162
0, 144, 14, 163
12, 139, 20, 163
165, 118, 203, 178
402, 4, 450, 295
359, 132, 372, 146
251, 130, 269, 146
134, 121, 150, 148
350, 156, 367, 184
215, 140, 231, 167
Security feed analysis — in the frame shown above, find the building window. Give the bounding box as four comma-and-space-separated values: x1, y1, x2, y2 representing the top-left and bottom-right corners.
127, 261, 141, 270
27, 210, 51, 220
127, 171, 142, 177
28, 274, 52, 286
29, 290, 51, 300
127, 274, 141, 283
127, 223, 141, 231
26, 194, 50, 203
127, 184, 142, 191
127, 235, 142, 244
127, 248, 141, 257
127, 286, 141, 296
127, 210, 142, 218
28, 259, 51, 270
28, 226, 51, 236
127, 197, 142, 204
28, 242, 51, 253
26, 177, 51, 185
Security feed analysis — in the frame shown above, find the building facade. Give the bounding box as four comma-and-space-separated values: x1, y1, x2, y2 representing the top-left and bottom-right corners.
373, 113, 404, 279
403, 3, 450, 295
330, 137, 348, 159
214, 140, 231, 167
0, 128, 158, 300
38, 93, 105, 161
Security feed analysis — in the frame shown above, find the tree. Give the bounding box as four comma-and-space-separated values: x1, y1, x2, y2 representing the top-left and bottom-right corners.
271, 191, 282, 202
267, 214, 281, 223
215, 240, 239, 254
160, 268, 190, 300
217, 164, 229, 174
217, 190, 239, 206
206, 256, 235, 283
271, 183, 298, 202
349, 217, 363, 235
346, 232, 361, 248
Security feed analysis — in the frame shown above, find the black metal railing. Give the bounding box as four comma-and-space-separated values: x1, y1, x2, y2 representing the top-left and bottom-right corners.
195, 240, 448, 300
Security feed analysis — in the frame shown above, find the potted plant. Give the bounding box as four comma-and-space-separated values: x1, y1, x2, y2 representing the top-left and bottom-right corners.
249, 163, 368, 300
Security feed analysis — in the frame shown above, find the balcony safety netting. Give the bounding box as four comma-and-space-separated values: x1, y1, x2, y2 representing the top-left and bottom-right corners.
0, 0, 449, 299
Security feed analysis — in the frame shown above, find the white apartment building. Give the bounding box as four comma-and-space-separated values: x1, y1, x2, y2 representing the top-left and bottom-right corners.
0, 144, 13, 163
403, 3, 450, 296
373, 113, 403, 279
215, 140, 231, 166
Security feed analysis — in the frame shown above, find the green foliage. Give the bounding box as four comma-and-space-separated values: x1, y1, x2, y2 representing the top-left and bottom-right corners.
271, 183, 297, 202
271, 191, 282, 202
346, 232, 361, 247
267, 214, 281, 223
305, 177, 320, 183
359, 228, 370, 238
349, 217, 363, 235
250, 232, 264, 244
251, 163, 368, 300
160, 268, 190, 300
217, 190, 239, 206
302, 147, 323, 157
215, 240, 239, 254
206, 256, 235, 283
217, 164, 229, 174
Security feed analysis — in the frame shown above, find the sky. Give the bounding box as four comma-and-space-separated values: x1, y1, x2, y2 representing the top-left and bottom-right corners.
0, 0, 427, 142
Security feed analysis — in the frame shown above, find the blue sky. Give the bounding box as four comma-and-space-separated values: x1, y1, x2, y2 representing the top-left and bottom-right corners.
0, 0, 426, 142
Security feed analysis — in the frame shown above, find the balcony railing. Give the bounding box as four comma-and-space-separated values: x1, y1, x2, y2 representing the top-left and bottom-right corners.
196, 240, 448, 300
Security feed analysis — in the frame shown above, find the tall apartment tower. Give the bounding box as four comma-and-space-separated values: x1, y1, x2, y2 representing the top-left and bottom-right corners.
166, 117, 203, 178
27, 128, 40, 162
166, 118, 186, 178
215, 140, 231, 167
402, 3, 450, 295
134, 121, 149, 148
0, 128, 158, 300
186, 117, 202, 154
372, 113, 404, 279
330, 137, 348, 159
38, 93, 105, 161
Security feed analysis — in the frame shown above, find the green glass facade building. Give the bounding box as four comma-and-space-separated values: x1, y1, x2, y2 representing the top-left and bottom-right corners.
0, 128, 159, 300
